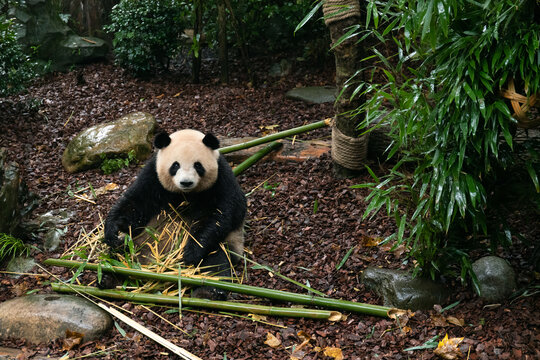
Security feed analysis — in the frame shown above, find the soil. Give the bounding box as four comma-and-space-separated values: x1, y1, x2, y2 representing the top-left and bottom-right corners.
0, 57, 539, 360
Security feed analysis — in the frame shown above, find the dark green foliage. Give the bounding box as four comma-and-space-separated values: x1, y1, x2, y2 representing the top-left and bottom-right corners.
0, 16, 37, 96
352, 0, 540, 284
105, 0, 190, 75
302, 0, 540, 284
100, 150, 137, 174
0, 233, 30, 261
205, 0, 328, 56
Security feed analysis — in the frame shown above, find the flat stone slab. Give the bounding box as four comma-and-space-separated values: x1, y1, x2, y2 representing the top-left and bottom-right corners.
286, 86, 337, 104
0, 294, 112, 344
220, 137, 331, 165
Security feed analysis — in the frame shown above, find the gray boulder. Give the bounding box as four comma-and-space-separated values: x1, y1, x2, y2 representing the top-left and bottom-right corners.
362, 267, 450, 310
286, 86, 337, 104
472, 256, 516, 302
10, 0, 107, 71
62, 112, 157, 173
0, 294, 112, 344
5, 256, 36, 278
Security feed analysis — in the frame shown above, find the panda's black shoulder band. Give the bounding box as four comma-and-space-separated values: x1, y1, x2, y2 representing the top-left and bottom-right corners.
203, 133, 220, 150
154, 132, 171, 149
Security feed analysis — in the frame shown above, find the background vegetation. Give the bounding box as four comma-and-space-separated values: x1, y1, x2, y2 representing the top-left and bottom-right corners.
0, 15, 37, 96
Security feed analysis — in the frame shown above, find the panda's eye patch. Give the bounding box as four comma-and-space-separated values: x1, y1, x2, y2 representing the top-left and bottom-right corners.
194, 161, 206, 177
169, 161, 180, 176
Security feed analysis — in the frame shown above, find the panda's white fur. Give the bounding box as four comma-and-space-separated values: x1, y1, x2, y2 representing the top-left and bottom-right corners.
104, 129, 247, 296
156, 129, 220, 193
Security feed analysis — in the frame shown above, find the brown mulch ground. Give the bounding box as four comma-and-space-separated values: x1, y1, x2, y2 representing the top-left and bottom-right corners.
0, 57, 539, 360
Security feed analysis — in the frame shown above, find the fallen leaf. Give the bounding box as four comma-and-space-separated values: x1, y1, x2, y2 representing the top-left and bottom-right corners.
401, 326, 412, 334
248, 313, 267, 322
446, 316, 465, 327
94, 183, 119, 196
264, 332, 281, 348
297, 331, 312, 342
360, 235, 381, 247
433, 334, 464, 359
323, 347, 343, 360
431, 314, 448, 327
62, 330, 84, 350
388, 308, 414, 327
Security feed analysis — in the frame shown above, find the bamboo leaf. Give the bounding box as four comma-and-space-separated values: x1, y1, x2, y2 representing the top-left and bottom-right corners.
336, 246, 355, 270
526, 161, 540, 192
294, 1, 322, 34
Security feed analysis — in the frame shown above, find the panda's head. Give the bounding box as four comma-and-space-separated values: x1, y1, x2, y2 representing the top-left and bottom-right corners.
154, 129, 220, 193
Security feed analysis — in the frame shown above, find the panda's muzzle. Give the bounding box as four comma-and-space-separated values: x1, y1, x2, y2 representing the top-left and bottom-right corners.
180, 180, 194, 189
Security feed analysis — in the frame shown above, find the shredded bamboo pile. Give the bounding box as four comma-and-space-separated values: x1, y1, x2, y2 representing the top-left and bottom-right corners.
62, 207, 224, 296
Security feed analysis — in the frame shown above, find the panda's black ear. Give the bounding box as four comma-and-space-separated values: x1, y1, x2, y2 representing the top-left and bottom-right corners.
154, 132, 171, 149
202, 133, 220, 150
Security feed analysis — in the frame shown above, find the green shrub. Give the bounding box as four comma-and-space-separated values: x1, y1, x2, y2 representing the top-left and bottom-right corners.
105, 0, 190, 75
0, 233, 30, 261
100, 150, 137, 174
0, 16, 37, 96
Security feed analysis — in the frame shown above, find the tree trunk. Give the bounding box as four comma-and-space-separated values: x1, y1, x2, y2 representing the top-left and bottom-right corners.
62, 0, 118, 37
192, 0, 203, 84
323, 1, 365, 178
217, 0, 229, 84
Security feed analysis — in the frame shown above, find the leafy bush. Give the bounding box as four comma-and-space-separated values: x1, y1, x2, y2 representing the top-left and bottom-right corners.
105, 0, 190, 75
0, 16, 37, 96
100, 150, 138, 174
333, 0, 539, 284
203, 0, 328, 56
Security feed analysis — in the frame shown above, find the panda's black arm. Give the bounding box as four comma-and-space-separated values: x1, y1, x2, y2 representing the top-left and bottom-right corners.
104, 156, 173, 248
182, 158, 247, 265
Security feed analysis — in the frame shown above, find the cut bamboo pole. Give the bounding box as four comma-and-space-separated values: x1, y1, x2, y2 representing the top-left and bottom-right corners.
219, 118, 332, 154
232, 141, 283, 176
52, 283, 342, 320
44, 259, 393, 317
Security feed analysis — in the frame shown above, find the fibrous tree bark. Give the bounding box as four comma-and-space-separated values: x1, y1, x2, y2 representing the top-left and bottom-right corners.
323, 0, 366, 178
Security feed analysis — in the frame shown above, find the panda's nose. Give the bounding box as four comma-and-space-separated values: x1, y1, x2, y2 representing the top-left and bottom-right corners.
180, 180, 194, 188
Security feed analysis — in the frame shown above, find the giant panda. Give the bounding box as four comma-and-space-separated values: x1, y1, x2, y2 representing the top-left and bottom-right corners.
103, 129, 246, 297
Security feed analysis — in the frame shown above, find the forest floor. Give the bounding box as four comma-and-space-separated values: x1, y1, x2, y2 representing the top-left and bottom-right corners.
0, 56, 539, 360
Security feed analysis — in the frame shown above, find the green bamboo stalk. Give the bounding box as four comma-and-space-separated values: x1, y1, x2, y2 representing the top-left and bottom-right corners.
232, 141, 283, 176
51, 283, 341, 320
219, 118, 332, 154
44, 259, 392, 317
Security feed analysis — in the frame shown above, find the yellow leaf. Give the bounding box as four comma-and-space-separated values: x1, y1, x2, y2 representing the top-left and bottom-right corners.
433, 333, 464, 359
323, 347, 343, 360
264, 332, 281, 348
